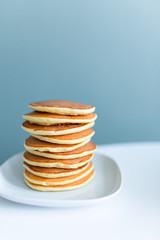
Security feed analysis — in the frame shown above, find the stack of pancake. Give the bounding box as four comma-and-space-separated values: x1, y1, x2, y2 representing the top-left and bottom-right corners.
22, 100, 97, 191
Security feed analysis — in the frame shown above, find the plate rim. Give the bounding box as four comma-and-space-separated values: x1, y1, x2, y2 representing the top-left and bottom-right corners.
0, 151, 122, 207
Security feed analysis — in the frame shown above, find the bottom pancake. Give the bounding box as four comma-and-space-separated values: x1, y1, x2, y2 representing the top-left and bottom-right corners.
24, 162, 93, 186
24, 169, 95, 191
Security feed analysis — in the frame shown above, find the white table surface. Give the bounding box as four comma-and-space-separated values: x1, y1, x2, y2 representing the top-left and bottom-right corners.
0, 142, 160, 240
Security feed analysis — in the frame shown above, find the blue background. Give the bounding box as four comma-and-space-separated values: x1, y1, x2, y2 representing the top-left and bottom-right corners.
1, 0, 160, 164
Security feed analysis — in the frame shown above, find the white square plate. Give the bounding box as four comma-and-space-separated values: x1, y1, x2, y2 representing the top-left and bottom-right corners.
0, 152, 122, 207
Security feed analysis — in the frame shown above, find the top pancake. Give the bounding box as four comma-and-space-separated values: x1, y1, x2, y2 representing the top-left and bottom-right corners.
29, 100, 95, 115
23, 111, 97, 125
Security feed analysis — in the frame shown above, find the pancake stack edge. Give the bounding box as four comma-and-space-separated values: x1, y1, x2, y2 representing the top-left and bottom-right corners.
22, 100, 97, 191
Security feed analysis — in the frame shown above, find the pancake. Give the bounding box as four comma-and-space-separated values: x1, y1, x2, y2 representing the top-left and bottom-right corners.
24, 136, 90, 153
27, 141, 97, 159
29, 100, 95, 115
23, 161, 90, 178
23, 152, 93, 169
24, 162, 93, 186
21, 121, 95, 136
23, 111, 97, 125
24, 169, 95, 191
31, 128, 95, 144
